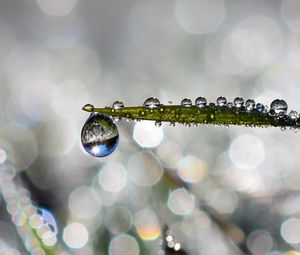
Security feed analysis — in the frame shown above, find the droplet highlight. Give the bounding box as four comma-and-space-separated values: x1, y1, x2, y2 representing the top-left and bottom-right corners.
195, 97, 207, 108
81, 113, 119, 157
216, 96, 227, 106
181, 98, 192, 108
143, 97, 160, 108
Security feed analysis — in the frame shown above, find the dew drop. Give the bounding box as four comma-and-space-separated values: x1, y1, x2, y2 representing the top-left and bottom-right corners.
143, 97, 160, 108
216, 96, 227, 106
181, 98, 192, 108
82, 104, 94, 112
233, 97, 244, 108
81, 113, 119, 157
227, 102, 233, 108
289, 110, 298, 120
245, 99, 255, 111
195, 97, 207, 108
255, 103, 264, 113
170, 122, 175, 127
112, 101, 124, 109
270, 99, 288, 115
155, 121, 162, 127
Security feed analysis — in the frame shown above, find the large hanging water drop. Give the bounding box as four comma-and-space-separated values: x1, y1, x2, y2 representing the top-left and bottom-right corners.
143, 97, 160, 108
270, 99, 288, 115
81, 113, 119, 157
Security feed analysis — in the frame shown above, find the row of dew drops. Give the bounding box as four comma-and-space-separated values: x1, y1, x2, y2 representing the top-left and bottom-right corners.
111, 96, 295, 126
81, 96, 296, 157
112, 96, 291, 116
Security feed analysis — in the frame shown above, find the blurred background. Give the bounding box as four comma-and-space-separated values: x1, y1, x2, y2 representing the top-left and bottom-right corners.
1, 0, 300, 254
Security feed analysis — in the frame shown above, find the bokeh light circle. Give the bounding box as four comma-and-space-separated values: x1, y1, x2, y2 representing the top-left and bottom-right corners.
229, 134, 265, 170
175, 0, 225, 34
63, 222, 89, 249
128, 151, 163, 187
109, 234, 139, 255
98, 163, 127, 192
68, 186, 101, 219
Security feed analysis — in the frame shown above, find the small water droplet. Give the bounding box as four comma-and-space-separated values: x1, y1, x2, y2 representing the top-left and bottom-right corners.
168, 101, 172, 105
155, 121, 162, 127
181, 98, 192, 108
82, 104, 94, 112
263, 105, 269, 114
81, 113, 119, 157
216, 96, 227, 106
289, 110, 298, 120
227, 102, 233, 108
245, 99, 255, 111
143, 97, 160, 108
195, 97, 207, 108
280, 126, 286, 131
233, 97, 244, 108
270, 99, 288, 116
170, 122, 175, 127
255, 103, 264, 113
112, 101, 124, 109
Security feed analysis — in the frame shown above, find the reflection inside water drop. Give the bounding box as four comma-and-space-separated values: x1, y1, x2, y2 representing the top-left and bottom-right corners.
81, 113, 119, 157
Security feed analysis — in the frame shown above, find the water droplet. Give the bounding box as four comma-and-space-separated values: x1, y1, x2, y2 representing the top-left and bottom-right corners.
195, 97, 207, 108
170, 122, 175, 127
255, 103, 264, 113
270, 99, 288, 115
245, 99, 255, 111
181, 98, 192, 108
112, 101, 124, 109
82, 104, 94, 112
289, 110, 298, 120
143, 97, 160, 108
81, 113, 119, 157
233, 97, 244, 108
155, 121, 162, 127
263, 105, 269, 114
280, 126, 286, 131
227, 102, 233, 108
216, 96, 227, 106
168, 101, 172, 105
